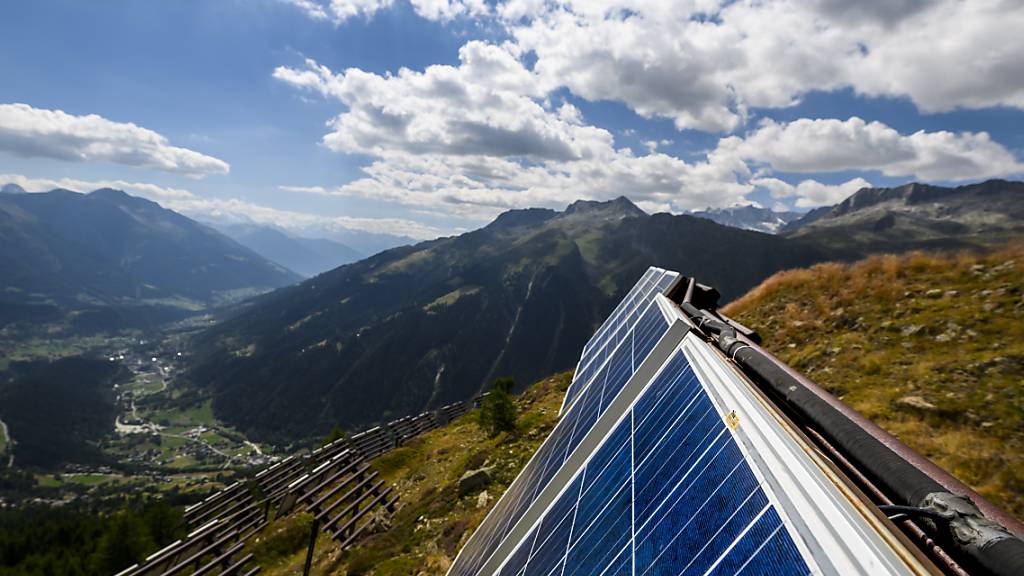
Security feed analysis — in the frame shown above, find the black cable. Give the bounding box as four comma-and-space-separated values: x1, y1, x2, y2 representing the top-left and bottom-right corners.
877, 504, 949, 523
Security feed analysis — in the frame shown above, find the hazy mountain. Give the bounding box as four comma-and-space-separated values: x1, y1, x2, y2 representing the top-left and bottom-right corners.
783, 179, 1024, 251
691, 205, 802, 233
1, 183, 26, 195
0, 188, 299, 332
187, 196, 831, 443
323, 228, 415, 258
217, 223, 363, 277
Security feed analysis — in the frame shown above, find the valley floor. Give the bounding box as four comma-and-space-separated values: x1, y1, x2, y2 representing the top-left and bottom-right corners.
0, 326, 275, 510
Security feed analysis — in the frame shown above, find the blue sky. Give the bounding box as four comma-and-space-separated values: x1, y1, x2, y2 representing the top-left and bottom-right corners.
1, 0, 1022, 239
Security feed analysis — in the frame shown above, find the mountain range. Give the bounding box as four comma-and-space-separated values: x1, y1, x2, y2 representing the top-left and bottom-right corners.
691, 204, 802, 233
781, 179, 1024, 251
0, 188, 298, 333
216, 223, 363, 278
193, 214, 415, 261
3, 178, 1022, 444
1, 183, 27, 195
186, 196, 832, 443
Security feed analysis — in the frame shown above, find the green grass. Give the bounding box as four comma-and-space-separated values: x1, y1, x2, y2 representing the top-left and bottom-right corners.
422, 286, 482, 313
139, 295, 206, 311
0, 332, 137, 368
126, 373, 164, 395
157, 435, 189, 458
34, 474, 62, 488
63, 474, 120, 486
200, 431, 230, 447
167, 455, 198, 469
147, 400, 216, 428
724, 242, 1024, 520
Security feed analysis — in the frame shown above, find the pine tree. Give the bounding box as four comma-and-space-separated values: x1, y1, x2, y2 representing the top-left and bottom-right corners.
480, 377, 517, 436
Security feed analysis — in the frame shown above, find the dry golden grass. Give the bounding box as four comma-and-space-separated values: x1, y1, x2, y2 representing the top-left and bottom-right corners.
724, 242, 1024, 519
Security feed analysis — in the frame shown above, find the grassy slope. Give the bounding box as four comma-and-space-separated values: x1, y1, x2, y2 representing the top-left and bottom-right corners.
252, 373, 570, 575
723, 243, 1024, 519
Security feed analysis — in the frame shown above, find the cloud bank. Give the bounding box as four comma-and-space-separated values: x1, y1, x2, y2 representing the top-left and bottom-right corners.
1, 173, 439, 239
274, 43, 1022, 220
0, 103, 229, 178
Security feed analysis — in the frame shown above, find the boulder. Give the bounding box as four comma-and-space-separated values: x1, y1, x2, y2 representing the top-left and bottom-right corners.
476, 490, 491, 509
896, 395, 938, 412
458, 467, 493, 497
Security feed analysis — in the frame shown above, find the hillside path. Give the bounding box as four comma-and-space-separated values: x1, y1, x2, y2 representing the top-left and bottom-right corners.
0, 416, 13, 468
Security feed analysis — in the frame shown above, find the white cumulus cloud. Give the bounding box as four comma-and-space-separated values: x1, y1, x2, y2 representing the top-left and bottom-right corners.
274, 48, 764, 220
751, 176, 874, 208
505, 0, 1024, 130
720, 117, 1024, 181
0, 104, 229, 178
282, 0, 485, 23
284, 0, 1024, 128
275, 0, 1024, 220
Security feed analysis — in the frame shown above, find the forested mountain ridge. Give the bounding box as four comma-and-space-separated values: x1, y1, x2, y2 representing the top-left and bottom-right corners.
187, 197, 832, 443
0, 187, 299, 333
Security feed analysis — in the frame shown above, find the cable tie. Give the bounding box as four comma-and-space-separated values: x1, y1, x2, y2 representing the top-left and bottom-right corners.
730, 344, 752, 362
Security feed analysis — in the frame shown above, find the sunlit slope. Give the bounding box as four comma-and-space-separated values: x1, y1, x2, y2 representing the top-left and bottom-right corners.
723, 243, 1024, 519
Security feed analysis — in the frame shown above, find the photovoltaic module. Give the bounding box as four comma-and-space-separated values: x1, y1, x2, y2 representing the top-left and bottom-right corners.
448, 267, 935, 576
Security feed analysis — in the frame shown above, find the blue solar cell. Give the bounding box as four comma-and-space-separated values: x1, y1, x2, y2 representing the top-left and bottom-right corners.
579, 270, 657, 356
451, 301, 672, 576
497, 532, 534, 576
708, 508, 804, 576
574, 431, 629, 533
565, 269, 676, 411
457, 349, 810, 576
524, 508, 572, 576
565, 455, 630, 575
634, 402, 722, 525
582, 275, 658, 361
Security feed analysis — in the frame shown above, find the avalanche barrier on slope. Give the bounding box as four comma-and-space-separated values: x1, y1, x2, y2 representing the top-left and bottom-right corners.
118, 398, 481, 576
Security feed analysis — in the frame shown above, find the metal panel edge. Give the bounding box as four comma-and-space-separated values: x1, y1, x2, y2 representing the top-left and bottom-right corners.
464, 303, 691, 575
680, 333, 935, 576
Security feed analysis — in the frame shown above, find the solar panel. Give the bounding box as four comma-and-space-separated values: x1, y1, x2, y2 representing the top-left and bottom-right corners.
449, 269, 932, 576
579, 269, 657, 357
492, 350, 809, 576
563, 268, 680, 413
450, 297, 684, 575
